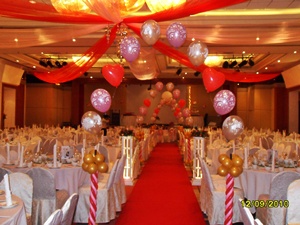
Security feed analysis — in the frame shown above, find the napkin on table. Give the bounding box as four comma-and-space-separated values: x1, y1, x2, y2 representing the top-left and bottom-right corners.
4, 174, 12, 206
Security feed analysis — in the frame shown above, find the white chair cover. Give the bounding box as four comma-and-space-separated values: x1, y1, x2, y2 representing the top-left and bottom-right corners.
74, 159, 118, 223
132, 144, 141, 180
238, 198, 256, 225
26, 167, 69, 225
44, 209, 63, 225
256, 171, 300, 225
61, 193, 79, 225
286, 179, 300, 224
114, 154, 127, 211
9, 172, 33, 225
200, 158, 243, 224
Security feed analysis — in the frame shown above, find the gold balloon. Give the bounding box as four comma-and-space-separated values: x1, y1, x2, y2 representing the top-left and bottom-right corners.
95, 154, 105, 164
89, 149, 97, 156
82, 162, 89, 172
87, 163, 98, 174
217, 165, 229, 177
229, 166, 243, 177
98, 162, 109, 173
222, 158, 233, 169
232, 155, 244, 167
83, 154, 95, 164
218, 154, 229, 164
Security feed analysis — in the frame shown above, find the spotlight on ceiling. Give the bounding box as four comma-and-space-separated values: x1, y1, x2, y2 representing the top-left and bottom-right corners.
55, 61, 62, 68
62, 61, 68, 66
248, 58, 255, 67
238, 60, 248, 68
229, 60, 237, 68
39, 60, 48, 67
47, 60, 54, 68
194, 71, 201, 77
147, 83, 152, 90
176, 68, 182, 75
222, 61, 229, 68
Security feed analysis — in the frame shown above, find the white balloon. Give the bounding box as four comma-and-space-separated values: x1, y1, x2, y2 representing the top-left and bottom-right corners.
187, 41, 209, 66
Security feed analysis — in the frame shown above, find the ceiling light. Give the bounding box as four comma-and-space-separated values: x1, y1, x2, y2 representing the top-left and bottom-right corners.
55, 61, 62, 68
176, 68, 182, 75
194, 71, 201, 77
39, 60, 48, 67
222, 61, 229, 68
229, 60, 237, 68
47, 60, 54, 68
238, 60, 248, 68
146, 0, 186, 13
248, 58, 255, 67
51, 0, 91, 14
62, 61, 68, 66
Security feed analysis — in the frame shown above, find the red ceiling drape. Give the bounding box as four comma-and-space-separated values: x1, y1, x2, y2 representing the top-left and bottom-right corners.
0, 0, 280, 83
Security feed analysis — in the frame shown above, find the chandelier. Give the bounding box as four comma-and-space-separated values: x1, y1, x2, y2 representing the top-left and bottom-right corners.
145, 0, 186, 13
50, 0, 91, 14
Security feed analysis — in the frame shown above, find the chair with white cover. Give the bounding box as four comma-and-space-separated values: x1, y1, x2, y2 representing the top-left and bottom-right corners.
113, 154, 127, 212
9, 172, 33, 225
238, 198, 263, 225
0, 167, 12, 182
61, 193, 79, 225
43, 209, 63, 225
98, 145, 109, 163
26, 167, 70, 225
199, 158, 243, 224
286, 179, 300, 224
256, 171, 300, 225
74, 159, 119, 223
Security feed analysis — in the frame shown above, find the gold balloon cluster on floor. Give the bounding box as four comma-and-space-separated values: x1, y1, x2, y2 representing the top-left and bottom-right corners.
217, 154, 244, 177
82, 148, 108, 174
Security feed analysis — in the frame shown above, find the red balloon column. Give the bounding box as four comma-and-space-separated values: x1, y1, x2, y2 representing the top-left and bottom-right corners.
225, 173, 234, 225
88, 172, 98, 225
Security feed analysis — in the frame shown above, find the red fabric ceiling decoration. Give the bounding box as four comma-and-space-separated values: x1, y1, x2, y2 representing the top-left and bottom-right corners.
0, 0, 280, 84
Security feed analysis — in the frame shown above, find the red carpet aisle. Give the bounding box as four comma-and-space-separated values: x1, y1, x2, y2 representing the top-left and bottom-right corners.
115, 143, 206, 225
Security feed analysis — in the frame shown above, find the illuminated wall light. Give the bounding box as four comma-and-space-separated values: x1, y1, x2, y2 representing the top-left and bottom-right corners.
16, 59, 19, 63
182, 76, 185, 79
188, 85, 192, 110
256, 37, 260, 41
265, 67, 268, 70
55, 83, 60, 86
294, 50, 297, 54
277, 60, 281, 63
14, 38, 18, 42
29, 0, 37, 3
89, 76, 93, 79
242, 51, 245, 54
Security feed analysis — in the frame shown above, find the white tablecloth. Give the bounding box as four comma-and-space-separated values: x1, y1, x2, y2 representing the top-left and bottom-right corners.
0, 195, 27, 225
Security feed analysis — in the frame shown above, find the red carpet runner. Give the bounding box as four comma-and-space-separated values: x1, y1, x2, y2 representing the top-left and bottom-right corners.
115, 143, 206, 225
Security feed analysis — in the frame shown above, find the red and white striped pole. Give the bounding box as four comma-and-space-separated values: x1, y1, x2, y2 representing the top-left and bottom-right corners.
88, 171, 98, 225
225, 173, 234, 225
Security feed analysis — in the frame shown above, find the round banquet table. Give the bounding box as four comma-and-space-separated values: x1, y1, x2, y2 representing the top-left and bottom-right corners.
0, 195, 27, 225
4, 163, 90, 195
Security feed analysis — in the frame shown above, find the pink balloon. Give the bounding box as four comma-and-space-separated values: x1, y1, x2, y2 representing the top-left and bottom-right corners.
155, 81, 164, 91
166, 82, 174, 91
166, 22, 187, 48
172, 89, 180, 99
213, 90, 236, 115
90, 89, 111, 113
185, 116, 193, 126
120, 36, 140, 62
149, 89, 157, 98
139, 106, 148, 115
136, 116, 144, 124
222, 115, 244, 141
182, 108, 190, 117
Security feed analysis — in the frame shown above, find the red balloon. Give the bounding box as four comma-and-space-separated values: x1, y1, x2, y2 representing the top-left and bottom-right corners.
143, 98, 151, 107
102, 64, 124, 87
202, 67, 225, 93
178, 99, 186, 108
154, 108, 160, 114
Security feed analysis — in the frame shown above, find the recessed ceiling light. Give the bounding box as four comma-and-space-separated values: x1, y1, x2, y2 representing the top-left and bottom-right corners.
242, 51, 245, 54
256, 71, 259, 74
33, 66, 36, 68
72, 38, 76, 42
277, 60, 281, 63
16, 59, 19, 63
89, 76, 93, 79
294, 50, 297, 54
14, 38, 18, 42
256, 37, 260, 41
191, 37, 195, 41
265, 67, 268, 70
29, 1, 36, 3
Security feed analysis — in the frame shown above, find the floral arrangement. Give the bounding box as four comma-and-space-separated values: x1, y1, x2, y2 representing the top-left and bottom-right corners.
191, 129, 208, 138
119, 128, 134, 136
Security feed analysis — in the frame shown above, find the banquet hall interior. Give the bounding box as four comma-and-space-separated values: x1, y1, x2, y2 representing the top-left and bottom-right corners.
0, 0, 300, 225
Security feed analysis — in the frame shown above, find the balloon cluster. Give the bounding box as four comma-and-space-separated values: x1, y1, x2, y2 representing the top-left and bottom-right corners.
82, 149, 108, 174
217, 154, 244, 177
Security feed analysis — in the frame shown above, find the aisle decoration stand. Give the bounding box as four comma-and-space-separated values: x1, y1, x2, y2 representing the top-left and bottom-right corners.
191, 129, 207, 186
120, 129, 135, 186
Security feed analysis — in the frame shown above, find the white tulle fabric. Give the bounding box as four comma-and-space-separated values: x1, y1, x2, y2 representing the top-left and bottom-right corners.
26, 167, 69, 225
61, 193, 79, 225
74, 159, 118, 223
256, 171, 300, 225
200, 158, 243, 225
286, 179, 300, 224
44, 209, 63, 225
